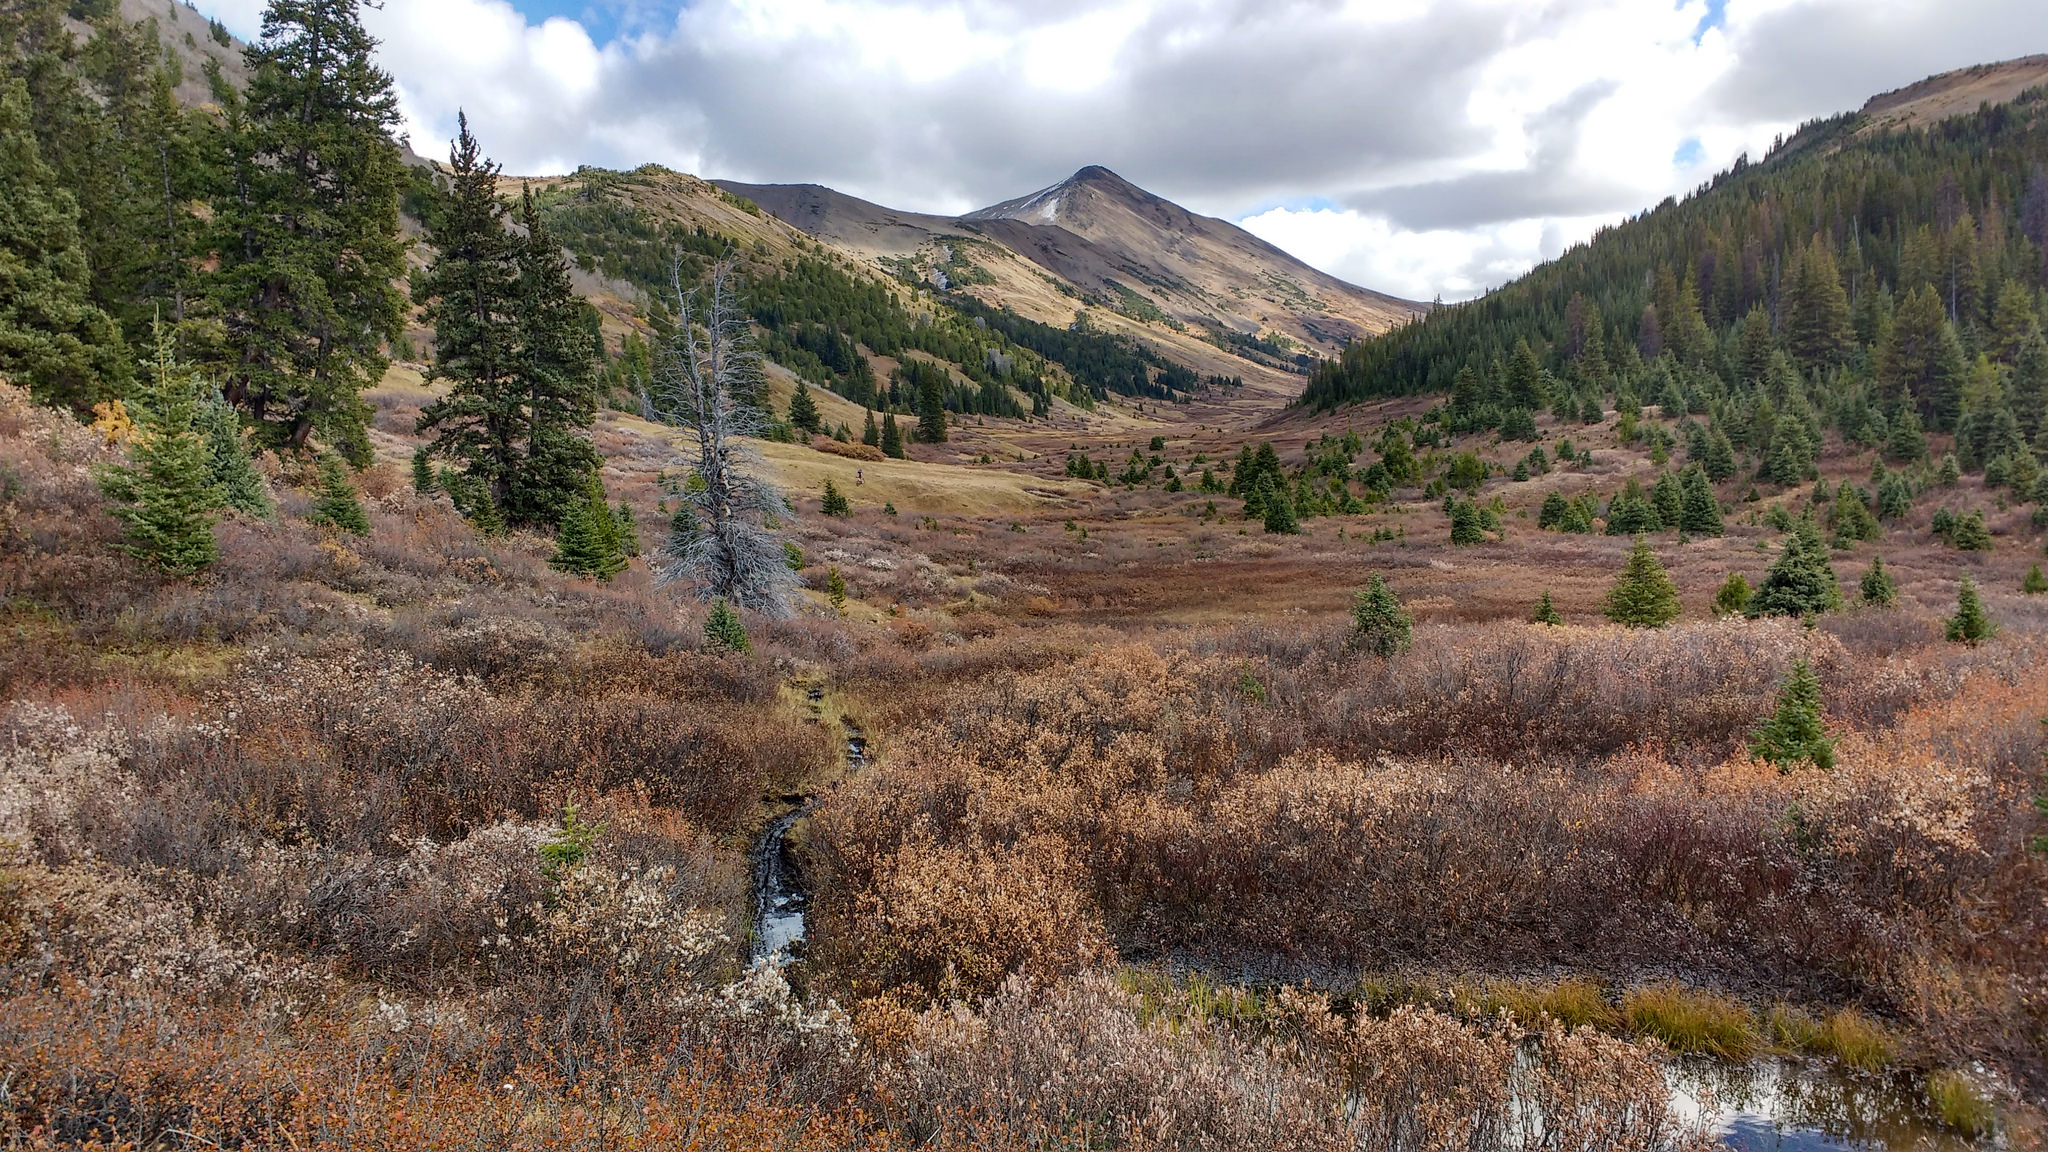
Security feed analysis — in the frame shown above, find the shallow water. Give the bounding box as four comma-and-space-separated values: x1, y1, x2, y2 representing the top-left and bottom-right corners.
751, 805, 810, 964
749, 717, 867, 966
1668, 1059, 1985, 1152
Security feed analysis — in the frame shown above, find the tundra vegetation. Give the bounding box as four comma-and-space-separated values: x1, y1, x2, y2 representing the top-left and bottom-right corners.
3, 0, 2048, 1147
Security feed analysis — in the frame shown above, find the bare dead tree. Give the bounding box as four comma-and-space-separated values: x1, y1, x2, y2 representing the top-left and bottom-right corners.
649, 258, 797, 617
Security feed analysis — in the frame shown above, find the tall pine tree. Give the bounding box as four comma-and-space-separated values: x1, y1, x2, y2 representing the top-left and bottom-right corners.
507, 186, 600, 526
787, 380, 822, 436
415, 111, 520, 523
0, 78, 130, 412
211, 0, 406, 465
916, 367, 948, 442
1877, 285, 1966, 431
1783, 234, 1853, 370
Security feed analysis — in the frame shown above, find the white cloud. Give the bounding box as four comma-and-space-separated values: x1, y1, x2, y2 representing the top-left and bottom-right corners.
189, 0, 2048, 300
1238, 207, 1615, 303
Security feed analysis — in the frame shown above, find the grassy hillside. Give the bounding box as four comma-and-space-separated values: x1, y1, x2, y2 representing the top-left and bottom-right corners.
519, 165, 1257, 424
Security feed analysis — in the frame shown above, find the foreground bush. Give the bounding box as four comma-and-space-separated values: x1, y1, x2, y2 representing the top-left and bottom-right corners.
811, 631, 2048, 1092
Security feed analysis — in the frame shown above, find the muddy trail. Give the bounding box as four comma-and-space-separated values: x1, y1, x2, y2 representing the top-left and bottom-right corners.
750, 679, 867, 967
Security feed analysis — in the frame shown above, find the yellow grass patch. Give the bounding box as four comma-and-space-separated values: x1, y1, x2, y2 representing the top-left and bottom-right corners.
1622, 983, 1759, 1058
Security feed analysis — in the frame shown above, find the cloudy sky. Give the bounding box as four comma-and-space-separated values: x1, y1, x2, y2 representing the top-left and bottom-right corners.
191, 0, 2048, 302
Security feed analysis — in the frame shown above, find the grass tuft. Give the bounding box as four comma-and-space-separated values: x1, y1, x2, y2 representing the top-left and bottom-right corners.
1766, 1004, 1895, 1069
1812, 1007, 1894, 1070
1622, 983, 1759, 1058
1926, 1070, 1995, 1137
1472, 976, 1616, 1030
1116, 968, 1269, 1027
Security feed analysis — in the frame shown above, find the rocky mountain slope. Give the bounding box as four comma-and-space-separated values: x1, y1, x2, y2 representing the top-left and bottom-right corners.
718, 166, 1424, 370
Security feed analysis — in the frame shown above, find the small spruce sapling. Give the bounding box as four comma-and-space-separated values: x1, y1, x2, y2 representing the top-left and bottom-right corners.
198, 393, 273, 518
1260, 476, 1300, 535
825, 565, 848, 615
539, 803, 602, 878
1604, 537, 1681, 628
1859, 557, 1899, 607
1350, 574, 1412, 657
1749, 659, 1835, 772
702, 598, 751, 653
821, 478, 850, 516
1678, 465, 1723, 536
1714, 571, 1753, 616
1748, 520, 1842, 618
551, 480, 630, 579
2023, 563, 2047, 595
1448, 498, 1487, 545
1532, 590, 1562, 625
1951, 510, 1993, 551
1945, 574, 1996, 644
95, 328, 220, 574
309, 454, 371, 537
614, 501, 639, 556
1235, 666, 1267, 703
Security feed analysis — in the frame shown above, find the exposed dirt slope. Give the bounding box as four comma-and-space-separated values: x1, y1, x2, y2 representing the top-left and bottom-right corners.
114, 0, 251, 109
714, 182, 963, 258
1857, 54, 2048, 134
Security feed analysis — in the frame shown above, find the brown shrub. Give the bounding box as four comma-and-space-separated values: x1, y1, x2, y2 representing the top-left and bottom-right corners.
0, 983, 893, 1152
805, 625, 2048, 1093
883, 974, 1350, 1151
812, 437, 884, 462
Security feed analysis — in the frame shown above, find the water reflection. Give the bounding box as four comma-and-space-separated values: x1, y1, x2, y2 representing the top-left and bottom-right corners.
1668, 1059, 1980, 1151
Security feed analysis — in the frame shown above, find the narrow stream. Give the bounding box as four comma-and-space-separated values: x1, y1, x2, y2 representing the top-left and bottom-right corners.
750, 803, 813, 964
750, 685, 866, 967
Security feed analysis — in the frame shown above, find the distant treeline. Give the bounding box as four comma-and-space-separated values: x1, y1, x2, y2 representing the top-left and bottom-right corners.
1302, 91, 2048, 453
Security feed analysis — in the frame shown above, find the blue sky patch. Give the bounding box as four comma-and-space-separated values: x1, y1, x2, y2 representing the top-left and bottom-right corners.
1689, 0, 1728, 43
1673, 137, 1705, 168
512, 0, 620, 42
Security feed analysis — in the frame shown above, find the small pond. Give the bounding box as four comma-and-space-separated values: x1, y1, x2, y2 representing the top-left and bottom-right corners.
1668, 1058, 1990, 1151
